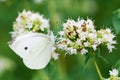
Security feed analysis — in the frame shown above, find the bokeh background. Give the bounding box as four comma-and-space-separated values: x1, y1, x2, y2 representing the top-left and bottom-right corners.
0, 0, 120, 80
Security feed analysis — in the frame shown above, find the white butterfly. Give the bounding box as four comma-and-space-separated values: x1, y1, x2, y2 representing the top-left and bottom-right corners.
9, 32, 53, 69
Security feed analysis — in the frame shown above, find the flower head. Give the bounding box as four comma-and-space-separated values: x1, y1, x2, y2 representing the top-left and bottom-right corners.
97, 29, 116, 53
57, 18, 116, 55
11, 9, 49, 38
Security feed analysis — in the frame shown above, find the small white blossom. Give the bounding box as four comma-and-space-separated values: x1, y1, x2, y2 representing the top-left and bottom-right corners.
80, 19, 85, 24
58, 44, 67, 50
105, 68, 120, 80
86, 19, 94, 25
49, 31, 56, 45
96, 38, 102, 44
81, 48, 88, 55
76, 39, 82, 45
52, 53, 59, 60
107, 43, 115, 53
92, 44, 98, 51
67, 47, 77, 55
84, 42, 91, 47
79, 32, 88, 40
88, 32, 97, 39
59, 31, 64, 36
109, 68, 118, 76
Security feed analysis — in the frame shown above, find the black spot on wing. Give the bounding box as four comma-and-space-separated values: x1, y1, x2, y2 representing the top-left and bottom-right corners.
24, 47, 28, 50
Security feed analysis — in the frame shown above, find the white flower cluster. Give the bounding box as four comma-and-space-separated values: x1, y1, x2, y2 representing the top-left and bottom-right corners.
105, 68, 120, 80
57, 18, 116, 55
11, 10, 49, 38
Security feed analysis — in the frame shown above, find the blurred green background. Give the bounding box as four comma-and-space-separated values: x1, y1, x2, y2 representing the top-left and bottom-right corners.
0, 0, 120, 80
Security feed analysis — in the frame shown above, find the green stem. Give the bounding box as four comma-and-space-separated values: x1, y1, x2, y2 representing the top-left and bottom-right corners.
47, 0, 61, 27
24, 0, 30, 9
94, 60, 103, 80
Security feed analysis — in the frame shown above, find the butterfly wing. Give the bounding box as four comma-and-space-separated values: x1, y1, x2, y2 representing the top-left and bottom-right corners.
23, 41, 52, 69
9, 33, 52, 69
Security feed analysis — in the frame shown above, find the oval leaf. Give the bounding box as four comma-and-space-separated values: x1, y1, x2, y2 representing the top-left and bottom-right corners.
113, 9, 120, 34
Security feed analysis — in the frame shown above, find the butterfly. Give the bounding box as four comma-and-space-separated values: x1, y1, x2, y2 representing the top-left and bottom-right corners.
9, 32, 53, 69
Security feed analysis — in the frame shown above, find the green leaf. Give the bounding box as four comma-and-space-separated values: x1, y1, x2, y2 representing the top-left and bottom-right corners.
114, 59, 120, 68
96, 48, 108, 64
96, 48, 101, 57
85, 54, 90, 65
113, 9, 120, 34
98, 56, 108, 64
83, 54, 90, 71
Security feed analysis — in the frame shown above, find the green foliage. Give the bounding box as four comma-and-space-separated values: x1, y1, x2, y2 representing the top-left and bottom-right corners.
96, 48, 108, 64
114, 60, 120, 69
113, 9, 120, 34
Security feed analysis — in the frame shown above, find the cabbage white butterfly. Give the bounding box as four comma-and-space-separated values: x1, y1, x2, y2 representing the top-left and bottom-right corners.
9, 32, 53, 69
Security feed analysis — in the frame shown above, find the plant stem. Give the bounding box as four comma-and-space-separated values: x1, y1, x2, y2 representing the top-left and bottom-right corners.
94, 60, 103, 80
47, 0, 61, 27
24, 0, 30, 9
